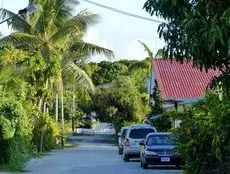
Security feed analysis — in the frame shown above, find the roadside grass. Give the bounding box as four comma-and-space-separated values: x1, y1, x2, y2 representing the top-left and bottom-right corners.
0, 154, 31, 173
0, 142, 78, 173
64, 143, 79, 148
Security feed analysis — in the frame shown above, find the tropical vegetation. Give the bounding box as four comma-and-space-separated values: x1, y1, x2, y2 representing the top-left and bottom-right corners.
0, 0, 113, 170
143, 0, 230, 173
83, 59, 152, 132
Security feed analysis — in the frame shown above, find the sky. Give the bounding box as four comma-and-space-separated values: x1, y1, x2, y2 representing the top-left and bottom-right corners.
0, 0, 165, 62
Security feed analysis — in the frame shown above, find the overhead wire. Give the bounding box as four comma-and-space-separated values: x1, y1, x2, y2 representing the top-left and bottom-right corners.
81, 0, 165, 24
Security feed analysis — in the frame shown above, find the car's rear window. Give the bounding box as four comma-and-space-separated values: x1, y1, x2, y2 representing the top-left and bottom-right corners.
129, 128, 155, 139
122, 128, 128, 138
146, 134, 177, 146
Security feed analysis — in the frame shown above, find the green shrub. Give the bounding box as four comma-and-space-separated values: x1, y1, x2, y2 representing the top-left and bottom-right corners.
172, 92, 230, 174
152, 112, 172, 132
33, 113, 60, 152
0, 96, 33, 168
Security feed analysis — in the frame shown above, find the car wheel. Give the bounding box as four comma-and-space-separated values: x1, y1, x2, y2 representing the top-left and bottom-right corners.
118, 148, 123, 155
123, 153, 129, 162
142, 162, 148, 169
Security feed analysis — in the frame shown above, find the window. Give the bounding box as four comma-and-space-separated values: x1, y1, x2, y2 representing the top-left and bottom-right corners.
121, 128, 128, 139
129, 128, 155, 139
146, 135, 177, 146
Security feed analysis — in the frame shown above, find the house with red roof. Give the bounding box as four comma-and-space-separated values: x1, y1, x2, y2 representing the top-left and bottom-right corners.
149, 59, 220, 108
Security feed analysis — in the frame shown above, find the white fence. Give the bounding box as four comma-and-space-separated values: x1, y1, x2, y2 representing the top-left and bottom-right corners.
75, 123, 116, 135
75, 128, 116, 135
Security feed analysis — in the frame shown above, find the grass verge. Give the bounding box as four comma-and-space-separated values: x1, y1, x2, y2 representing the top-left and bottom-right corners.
0, 154, 31, 173
0, 141, 79, 173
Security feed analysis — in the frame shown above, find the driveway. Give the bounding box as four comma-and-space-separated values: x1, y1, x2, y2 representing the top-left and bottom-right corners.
1, 136, 183, 174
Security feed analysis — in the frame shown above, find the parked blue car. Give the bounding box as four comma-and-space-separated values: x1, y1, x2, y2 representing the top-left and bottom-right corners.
139, 132, 182, 169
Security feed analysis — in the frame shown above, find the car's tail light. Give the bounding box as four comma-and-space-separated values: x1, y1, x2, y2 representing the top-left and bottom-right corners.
124, 138, 130, 146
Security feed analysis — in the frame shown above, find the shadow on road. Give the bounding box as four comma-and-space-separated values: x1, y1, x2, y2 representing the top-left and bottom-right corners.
67, 135, 117, 145
148, 166, 179, 170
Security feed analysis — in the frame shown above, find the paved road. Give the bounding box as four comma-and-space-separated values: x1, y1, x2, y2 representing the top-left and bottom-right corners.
23, 136, 182, 174
1, 136, 183, 174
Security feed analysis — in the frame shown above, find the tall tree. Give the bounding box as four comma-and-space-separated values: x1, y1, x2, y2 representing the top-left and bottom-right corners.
143, 0, 230, 93
0, 0, 113, 114
0, 0, 114, 149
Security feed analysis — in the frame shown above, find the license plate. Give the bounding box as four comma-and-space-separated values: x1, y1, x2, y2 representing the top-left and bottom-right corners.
161, 157, 170, 162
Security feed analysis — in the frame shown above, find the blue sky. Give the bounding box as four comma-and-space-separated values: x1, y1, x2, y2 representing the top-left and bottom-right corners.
0, 0, 165, 62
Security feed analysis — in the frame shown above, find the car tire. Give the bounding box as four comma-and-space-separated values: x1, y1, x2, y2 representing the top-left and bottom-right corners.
118, 148, 123, 155
123, 153, 129, 162
142, 162, 148, 169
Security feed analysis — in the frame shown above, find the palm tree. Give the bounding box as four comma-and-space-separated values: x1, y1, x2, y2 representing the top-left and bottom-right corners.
0, 0, 114, 150
139, 40, 164, 104
0, 0, 113, 111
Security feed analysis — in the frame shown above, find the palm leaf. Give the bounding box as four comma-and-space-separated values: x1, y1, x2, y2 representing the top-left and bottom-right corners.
54, 0, 79, 22
139, 40, 153, 58
70, 41, 114, 59
0, 32, 42, 49
76, 10, 100, 29
0, 8, 31, 33
30, 0, 79, 35
62, 59, 94, 92
50, 12, 99, 45
155, 49, 165, 58
41, 42, 62, 61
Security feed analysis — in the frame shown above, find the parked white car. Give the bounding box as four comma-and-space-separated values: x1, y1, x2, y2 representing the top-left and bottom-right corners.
122, 124, 157, 162
118, 126, 130, 155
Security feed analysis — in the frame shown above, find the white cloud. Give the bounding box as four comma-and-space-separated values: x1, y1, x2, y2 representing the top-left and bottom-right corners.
124, 39, 164, 60
83, 28, 115, 62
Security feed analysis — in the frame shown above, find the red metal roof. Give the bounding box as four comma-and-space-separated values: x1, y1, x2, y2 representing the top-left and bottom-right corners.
153, 59, 220, 99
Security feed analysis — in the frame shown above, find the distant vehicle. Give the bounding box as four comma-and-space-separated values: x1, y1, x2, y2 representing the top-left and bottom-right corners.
122, 124, 157, 162
139, 132, 182, 169
131, 124, 153, 128
118, 126, 130, 155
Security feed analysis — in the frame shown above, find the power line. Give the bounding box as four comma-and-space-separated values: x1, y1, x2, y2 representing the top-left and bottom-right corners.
81, 0, 165, 24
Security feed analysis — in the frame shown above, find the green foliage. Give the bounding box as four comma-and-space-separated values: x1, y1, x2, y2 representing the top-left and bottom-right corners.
87, 59, 151, 131
150, 82, 164, 116
143, 0, 230, 71
0, 0, 114, 171
143, 0, 230, 96
33, 113, 60, 152
0, 95, 32, 166
153, 112, 172, 132
172, 92, 230, 173
91, 61, 128, 85
91, 75, 151, 128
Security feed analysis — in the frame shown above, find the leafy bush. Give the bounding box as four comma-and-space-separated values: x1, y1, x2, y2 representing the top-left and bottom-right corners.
0, 96, 33, 167
152, 112, 172, 132
33, 113, 60, 152
172, 92, 230, 174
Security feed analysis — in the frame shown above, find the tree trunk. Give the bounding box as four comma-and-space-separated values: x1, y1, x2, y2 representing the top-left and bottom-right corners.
71, 86, 75, 133
61, 92, 64, 128
39, 127, 44, 152
55, 94, 59, 122
38, 98, 43, 111
39, 79, 49, 152
61, 88, 64, 148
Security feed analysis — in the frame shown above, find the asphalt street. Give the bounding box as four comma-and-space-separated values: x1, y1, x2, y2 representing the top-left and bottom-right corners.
22, 135, 183, 174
